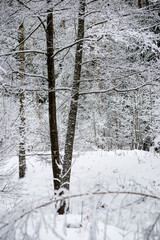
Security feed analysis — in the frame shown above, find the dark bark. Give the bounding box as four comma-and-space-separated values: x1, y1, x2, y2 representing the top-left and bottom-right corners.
62, 0, 86, 190
46, 0, 61, 191
138, 0, 142, 8
18, 22, 26, 178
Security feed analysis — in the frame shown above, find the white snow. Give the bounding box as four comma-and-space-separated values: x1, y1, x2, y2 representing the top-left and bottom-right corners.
1, 150, 160, 239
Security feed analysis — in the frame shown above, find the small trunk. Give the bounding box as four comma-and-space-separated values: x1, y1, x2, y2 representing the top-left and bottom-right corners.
46, 0, 61, 191
18, 22, 26, 178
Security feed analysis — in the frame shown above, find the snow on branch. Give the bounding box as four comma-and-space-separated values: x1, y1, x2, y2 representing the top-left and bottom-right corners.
0, 50, 47, 57
79, 82, 157, 95
13, 70, 48, 80
24, 87, 71, 92
1, 83, 157, 95
0, 86, 72, 94
52, 38, 91, 58
14, 22, 43, 50
87, 19, 108, 29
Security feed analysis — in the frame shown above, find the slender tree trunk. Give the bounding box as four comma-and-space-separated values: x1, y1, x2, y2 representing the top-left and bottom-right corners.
18, 22, 26, 178
46, 0, 61, 191
62, 0, 86, 190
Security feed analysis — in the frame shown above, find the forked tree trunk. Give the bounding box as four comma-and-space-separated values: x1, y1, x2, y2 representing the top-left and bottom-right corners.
62, 0, 86, 190
18, 22, 26, 178
46, 0, 61, 191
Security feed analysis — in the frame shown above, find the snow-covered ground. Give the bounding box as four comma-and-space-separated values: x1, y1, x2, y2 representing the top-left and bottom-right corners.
0, 150, 160, 239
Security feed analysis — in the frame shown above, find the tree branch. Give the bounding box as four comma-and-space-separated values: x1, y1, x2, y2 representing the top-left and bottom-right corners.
14, 22, 43, 50
24, 87, 71, 92
52, 38, 90, 58
13, 70, 48, 80
37, 16, 46, 32
0, 50, 47, 57
87, 19, 108, 29
79, 82, 157, 95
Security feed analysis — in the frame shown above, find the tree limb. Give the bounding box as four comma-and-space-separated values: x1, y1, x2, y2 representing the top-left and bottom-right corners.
52, 38, 90, 58
79, 82, 157, 95
13, 70, 48, 80
14, 22, 43, 50
0, 50, 47, 57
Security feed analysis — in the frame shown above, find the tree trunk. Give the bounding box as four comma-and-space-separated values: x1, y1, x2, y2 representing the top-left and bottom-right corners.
18, 22, 26, 178
46, 0, 61, 191
138, 0, 142, 8
62, 0, 86, 190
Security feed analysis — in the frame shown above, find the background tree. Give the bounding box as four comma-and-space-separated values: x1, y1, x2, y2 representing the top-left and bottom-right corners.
18, 22, 26, 178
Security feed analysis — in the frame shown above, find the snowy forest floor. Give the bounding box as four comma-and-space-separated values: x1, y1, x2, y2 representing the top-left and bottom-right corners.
1, 150, 160, 240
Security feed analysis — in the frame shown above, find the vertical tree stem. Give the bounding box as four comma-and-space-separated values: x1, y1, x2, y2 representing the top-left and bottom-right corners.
46, 0, 61, 191
18, 22, 26, 178
62, 0, 86, 190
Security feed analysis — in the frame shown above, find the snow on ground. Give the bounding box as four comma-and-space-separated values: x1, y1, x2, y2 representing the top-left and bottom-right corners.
0, 150, 160, 239
71, 150, 160, 193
